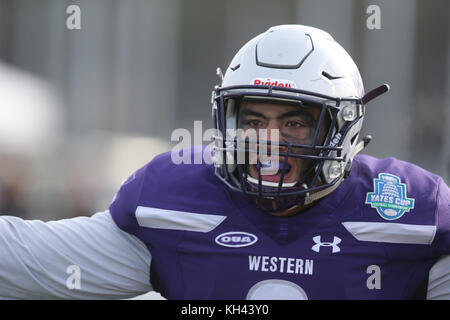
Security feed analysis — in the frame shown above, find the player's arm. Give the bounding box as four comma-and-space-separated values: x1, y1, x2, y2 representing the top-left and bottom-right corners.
427, 255, 450, 299
0, 210, 152, 299
427, 178, 450, 300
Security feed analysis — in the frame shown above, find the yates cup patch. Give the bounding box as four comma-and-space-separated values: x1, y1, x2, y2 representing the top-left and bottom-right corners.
365, 173, 415, 220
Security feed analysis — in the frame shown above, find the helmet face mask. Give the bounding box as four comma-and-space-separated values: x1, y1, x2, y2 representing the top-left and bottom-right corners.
211, 25, 388, 213
213, 84, 363, 212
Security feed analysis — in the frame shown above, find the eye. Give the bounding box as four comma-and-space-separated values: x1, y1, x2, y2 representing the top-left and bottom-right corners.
285, 120, 306, 128
246, 119, 263, 127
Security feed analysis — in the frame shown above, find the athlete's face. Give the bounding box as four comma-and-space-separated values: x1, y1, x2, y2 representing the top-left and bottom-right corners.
237, 100, 328, 185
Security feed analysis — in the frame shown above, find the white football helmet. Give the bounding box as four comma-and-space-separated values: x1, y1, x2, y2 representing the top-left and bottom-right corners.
212, 25, 388, 212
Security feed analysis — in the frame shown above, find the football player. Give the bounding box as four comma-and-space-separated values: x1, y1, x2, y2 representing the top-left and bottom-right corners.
0, 25, 449, 300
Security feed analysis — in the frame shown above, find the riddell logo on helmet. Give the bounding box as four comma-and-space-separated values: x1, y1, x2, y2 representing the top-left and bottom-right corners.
253, 78, 297, 88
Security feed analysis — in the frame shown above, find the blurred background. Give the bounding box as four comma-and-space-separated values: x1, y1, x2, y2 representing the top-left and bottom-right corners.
0, 0, 449, 220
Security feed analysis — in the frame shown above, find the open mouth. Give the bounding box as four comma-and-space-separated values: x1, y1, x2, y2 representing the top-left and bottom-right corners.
249, 159, 297, 184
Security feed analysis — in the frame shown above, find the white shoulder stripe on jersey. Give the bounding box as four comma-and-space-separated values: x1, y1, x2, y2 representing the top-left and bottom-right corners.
135, 206, 227, 232
342, 221, 436, 245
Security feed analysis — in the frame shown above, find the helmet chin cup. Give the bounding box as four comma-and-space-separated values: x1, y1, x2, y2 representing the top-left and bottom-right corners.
243, 177, 306, 212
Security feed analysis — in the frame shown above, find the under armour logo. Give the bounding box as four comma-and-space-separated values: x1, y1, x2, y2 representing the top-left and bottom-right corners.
312, 236, 341, 253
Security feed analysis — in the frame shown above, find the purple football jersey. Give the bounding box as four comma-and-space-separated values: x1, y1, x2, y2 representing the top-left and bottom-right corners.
109, 146, 450, 299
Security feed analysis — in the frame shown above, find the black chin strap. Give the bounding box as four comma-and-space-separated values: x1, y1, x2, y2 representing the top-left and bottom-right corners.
362, 84, 390, 105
